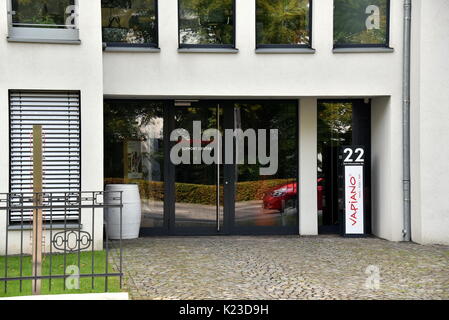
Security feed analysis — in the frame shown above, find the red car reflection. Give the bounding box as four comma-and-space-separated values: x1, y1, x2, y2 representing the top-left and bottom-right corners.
263, 178, 324, 212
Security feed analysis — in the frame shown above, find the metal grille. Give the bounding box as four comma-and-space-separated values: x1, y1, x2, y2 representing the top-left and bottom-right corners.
9, 91, 81, 223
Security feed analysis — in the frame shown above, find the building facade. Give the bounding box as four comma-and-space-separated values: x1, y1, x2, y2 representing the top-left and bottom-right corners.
0, 0, 448, 254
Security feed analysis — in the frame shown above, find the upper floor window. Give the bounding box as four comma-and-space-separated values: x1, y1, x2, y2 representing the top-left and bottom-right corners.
334, 0, 390, 47
102, 0, 158, 48
256, 0, 312, 48
178, 0, 235, 48
8, 0, 79, 43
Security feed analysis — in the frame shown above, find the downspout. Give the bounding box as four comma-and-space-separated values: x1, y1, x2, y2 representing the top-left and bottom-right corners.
402, 0, 412, 241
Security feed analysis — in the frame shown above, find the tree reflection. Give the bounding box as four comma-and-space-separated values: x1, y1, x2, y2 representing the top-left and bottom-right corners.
334, 0, 388, 45
256, 0, 310, 46
179, 0, 234, 45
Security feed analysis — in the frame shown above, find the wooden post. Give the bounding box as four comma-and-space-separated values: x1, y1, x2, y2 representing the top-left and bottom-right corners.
32, 125, 43, 295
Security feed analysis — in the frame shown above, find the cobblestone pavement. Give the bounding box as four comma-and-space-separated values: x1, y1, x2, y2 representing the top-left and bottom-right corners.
111, 236, 449, 300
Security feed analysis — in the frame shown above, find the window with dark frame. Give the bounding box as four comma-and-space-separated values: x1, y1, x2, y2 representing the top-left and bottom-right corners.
334, 0, 390, 48
178, 0, 235, 48
256, 0, 312, 48
101, 0, 158, 47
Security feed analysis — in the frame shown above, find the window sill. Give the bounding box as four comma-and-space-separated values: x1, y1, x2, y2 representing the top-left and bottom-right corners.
255, 48, 315, 54
8, 27, 80, 44
333, 47, 394, 53
7, 37, 81, 45
8, 223, 82, 231
104, 46, 160, 53
178, 48, 238, 54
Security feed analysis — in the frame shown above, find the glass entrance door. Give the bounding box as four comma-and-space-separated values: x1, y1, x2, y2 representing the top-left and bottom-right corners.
105, 99, 299, 236
172, 102, 226, 234
231, 102, 299, 233
170, 100, 299, 235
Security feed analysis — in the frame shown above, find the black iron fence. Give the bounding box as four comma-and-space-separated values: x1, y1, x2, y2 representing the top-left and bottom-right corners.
0, 191, 123, 296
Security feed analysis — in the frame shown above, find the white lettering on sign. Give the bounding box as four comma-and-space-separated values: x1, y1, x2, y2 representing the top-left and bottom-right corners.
345, 165, 364, 234
366, 5, 380, 30
343, 147, 365, 163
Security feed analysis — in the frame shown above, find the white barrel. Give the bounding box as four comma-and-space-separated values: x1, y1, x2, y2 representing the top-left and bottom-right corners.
104, 184, 141, 240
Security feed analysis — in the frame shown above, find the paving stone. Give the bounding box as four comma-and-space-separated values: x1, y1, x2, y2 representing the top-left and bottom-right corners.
109, 235, 449, 300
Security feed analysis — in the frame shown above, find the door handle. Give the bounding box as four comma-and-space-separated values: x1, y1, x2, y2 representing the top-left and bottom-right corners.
217, 104, 221, 232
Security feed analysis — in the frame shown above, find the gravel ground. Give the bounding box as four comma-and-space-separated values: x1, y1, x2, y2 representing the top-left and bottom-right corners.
111, 235, 449, 300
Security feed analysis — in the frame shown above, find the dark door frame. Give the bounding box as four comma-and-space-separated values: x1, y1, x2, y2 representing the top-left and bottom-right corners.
167, 100, 232, 235
131, 99, 299, 236
317, 98, 372, 235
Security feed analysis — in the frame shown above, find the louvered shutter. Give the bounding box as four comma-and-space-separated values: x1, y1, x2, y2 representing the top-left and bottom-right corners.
9, 91, 81, 223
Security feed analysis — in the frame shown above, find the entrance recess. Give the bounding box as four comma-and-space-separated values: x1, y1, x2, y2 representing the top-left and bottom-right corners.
104, 100, 299, 236
317, 99, 371, 234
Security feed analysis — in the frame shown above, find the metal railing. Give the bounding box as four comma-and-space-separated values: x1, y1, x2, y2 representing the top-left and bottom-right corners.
0, 191, 123, 296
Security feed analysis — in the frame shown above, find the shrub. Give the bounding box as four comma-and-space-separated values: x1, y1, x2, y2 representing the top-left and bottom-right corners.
104, 178, 295, 205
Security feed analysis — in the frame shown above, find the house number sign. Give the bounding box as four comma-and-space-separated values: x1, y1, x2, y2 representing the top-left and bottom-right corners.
340, 146, 367, 237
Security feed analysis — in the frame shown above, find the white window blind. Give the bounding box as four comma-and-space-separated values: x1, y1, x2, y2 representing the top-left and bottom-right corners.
9, 91, 81, 223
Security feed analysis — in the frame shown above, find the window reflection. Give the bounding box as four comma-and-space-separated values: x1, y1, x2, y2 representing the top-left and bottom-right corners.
233, 102, 298, 228
256, 0, 311, 47
101, 0, 158, 46
178, 0, 234, 47
317, 102, 352, 229
173, 106, 223, 229
334, 0, 389, 46
12, 0, 75, 28
104, 101, 165, 228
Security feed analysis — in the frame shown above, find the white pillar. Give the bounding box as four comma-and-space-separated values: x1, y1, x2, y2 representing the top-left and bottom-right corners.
371, 97, 403, 242
298, 98, 318, 235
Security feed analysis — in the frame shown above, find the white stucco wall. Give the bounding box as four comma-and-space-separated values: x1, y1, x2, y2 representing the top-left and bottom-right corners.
2, 0, 446, 245
371, 97, 404, 241
103, 0, 403, 98
410, 0, 449, 245
102, 0, 406, 241
0, 0, 104, 254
